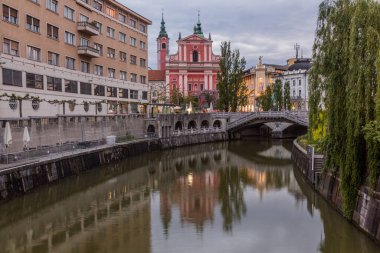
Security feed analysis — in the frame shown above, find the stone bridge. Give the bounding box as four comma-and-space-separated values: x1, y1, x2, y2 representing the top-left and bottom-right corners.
224, 111, 308, 138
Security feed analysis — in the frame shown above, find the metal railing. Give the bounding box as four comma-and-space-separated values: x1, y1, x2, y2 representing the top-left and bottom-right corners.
172, 127, 223, 136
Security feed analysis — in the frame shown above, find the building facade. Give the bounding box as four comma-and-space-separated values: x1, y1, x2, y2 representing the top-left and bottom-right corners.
279, 58, 311, 111
153, 14, 220, 108
242, 57, 287, 112
0, 0, 151, 118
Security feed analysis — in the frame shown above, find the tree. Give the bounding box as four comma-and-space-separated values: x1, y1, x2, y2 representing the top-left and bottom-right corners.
170, 86, 183, 106
216, 41, 249, 112
308, 0, 380, 219
273, 80, 283, 111
255, 86, 273, 111
283, 81, 291, 110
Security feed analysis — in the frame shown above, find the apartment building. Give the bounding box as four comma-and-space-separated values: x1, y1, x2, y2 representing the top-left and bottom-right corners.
0, 0, 151, 118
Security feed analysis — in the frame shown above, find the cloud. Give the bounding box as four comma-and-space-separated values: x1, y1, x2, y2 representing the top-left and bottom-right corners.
119, 0, 321, 69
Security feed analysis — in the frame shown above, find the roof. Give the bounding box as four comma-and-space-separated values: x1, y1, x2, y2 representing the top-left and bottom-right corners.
264, 64, 289, 71
148, 70, 166, 81
288, 58, 312, 71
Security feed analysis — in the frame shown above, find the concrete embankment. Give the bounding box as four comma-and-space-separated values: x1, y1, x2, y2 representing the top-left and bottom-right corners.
292, 140, 380, 244
0, 132, 227, 201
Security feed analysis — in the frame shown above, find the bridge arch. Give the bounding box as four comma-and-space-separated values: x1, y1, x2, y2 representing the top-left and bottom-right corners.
147, 125, 156, 136
188, 120, 197, 130
201, 120, 209, 129
175, 121, 183, 130
213, 120, 222, 128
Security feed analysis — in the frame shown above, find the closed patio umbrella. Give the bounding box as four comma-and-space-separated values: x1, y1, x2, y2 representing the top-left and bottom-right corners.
23, 126, 30, 148
209, 102, 213, 112
4, 122, 12, 148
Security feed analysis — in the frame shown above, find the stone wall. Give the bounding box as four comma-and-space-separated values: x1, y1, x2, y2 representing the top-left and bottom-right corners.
292, 140, 380, 243
0, 132, 226, 201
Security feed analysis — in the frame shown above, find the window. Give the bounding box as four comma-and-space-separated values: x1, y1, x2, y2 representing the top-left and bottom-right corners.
129, 19, 136, 28
130, 73, 137, 82
120, 71, 127, 80
2, 68, 22, 87
80, 37, 89, 46
93, 0, 103, 11
27, 45, 40, 61
94, 43, 103, 55
26, 15, 40, 33
3, 38, 19, 56
108, 68, 115, 78
142, 91, 148, 100
119, 51, 127, 62
94, 21, 102, 33
140, 41, 146, 49
140, 75, 146, 84
130, 55, 136, 65
64, 6, 74, 20
293, 90, 296, 97
81, 61, 90, 73
119, 32, 126, 43
94, 85, 105, 96
162, 43, 166, 49
48, 51, 59, 66
31, 0, 39, 4
65, 57, 75, 70
47, 24, 59, 40
65, 31, 75, 45
79, 14, 88, 22
299, 90, 302, 97
193, 51, 198, 62
107, 27, 115, 38
130, 89, 138, 99
26, 73, 43, 89
119, 88, 128, 98
47, 76, 62, 91
130, 37, 136, 46
194, 84, 198, 91
200, 83, 204, 91
106, 7, 116, 18
80, 82, 92, 95
107, 47, 115, 58
46, 0, 58, 13
118, 13, 126, 23
293, 80, 296, 86
107, 87, 117, 97
188, 83, 192, 91
94, 65, 103, 76
65, 80, 78, 93
299, 79, 302, 86
3, 5, 18, 24
139, 24, 146, 33
140, 58, 146, 67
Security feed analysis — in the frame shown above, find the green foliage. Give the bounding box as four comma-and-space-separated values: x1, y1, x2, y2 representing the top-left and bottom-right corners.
216, 41, 249, 112
283, 81, 291, 111
170, 86, 184, 106
273, 80, 283, 111
309, 0, 380, 219
255, 86, 273, 111
183, 95, 199, 109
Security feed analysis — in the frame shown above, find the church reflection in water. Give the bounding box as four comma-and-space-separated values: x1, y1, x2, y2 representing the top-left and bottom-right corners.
157, 140, 305, 234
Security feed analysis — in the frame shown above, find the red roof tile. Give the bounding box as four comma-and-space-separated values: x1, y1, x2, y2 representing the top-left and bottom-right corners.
148, 70, 166, 81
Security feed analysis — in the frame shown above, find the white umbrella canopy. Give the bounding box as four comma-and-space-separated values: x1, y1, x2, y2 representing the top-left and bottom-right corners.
188, 102, 193, 114
23, 127, 30, 148
4, 122, 12, 148
209, 102, 213, 112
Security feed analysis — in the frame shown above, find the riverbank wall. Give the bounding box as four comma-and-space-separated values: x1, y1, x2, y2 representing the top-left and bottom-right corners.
0, 132, 227, 202
292, 140, 380, 243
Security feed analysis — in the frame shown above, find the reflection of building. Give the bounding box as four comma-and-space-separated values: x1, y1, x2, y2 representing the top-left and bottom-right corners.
242, 57, 288, 111
279, 58, 312, 111
0, 0, 151, 118
160, 170, 220, 231
151, 12, 220, 108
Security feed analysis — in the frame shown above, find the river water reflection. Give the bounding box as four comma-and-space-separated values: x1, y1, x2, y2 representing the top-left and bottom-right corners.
0, 140, 379, 253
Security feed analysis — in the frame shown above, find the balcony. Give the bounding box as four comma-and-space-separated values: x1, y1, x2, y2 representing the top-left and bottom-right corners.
77, 22, 99, 36
77, 46, 100, 58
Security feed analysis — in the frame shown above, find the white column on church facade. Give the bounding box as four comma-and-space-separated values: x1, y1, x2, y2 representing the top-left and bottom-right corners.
179, 44, 182, 60
184, 44, 187, 61
184, 75, 188, 96
204, 74, 209, 90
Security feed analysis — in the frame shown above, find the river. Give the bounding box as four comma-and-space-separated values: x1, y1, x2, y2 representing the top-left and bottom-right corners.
0, 140, 379, 253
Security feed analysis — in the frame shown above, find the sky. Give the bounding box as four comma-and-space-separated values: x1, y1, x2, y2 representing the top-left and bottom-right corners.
120, 0, 321, 69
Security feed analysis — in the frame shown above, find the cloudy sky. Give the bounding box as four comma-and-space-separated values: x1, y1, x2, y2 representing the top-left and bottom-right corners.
120, 0, 321, 69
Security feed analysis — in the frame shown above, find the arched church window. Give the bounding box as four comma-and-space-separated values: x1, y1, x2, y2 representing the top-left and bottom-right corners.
162, 43, 166, 49
193, 51, 198, 62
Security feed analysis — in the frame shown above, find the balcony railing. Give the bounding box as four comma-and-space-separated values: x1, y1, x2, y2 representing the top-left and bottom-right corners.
77, 46, 100, 58
77, 21, 100, 36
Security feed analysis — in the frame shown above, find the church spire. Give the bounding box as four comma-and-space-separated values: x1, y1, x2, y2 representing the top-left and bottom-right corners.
159, 9, 168, 38
193, 10, 204, 37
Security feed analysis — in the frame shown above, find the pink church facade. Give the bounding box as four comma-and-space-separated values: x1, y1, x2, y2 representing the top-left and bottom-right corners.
156, 14, 220, 105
